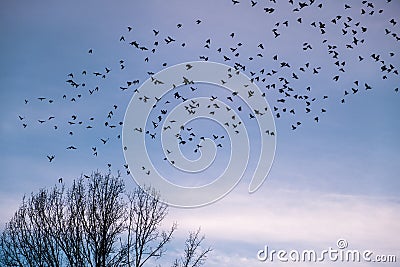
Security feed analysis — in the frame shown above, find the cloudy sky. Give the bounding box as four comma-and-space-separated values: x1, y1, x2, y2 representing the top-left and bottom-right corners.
0, 0, 399, 266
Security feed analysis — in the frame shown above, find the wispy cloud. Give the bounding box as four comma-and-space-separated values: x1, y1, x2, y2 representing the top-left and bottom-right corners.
166, 184, 400, 265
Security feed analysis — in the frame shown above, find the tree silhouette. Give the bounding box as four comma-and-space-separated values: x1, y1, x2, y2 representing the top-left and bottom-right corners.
0, 172, 211, 267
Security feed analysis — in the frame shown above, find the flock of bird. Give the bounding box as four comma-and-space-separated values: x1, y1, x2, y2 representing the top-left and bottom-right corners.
17, 0, 398, 181
121, 61, 276, 187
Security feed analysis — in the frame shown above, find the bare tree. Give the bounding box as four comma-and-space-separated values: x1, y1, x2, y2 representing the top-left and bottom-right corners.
172, 228, 212, 267
0, 188, 65, 267
124, 186, 176, 267
0, 171, 211, 267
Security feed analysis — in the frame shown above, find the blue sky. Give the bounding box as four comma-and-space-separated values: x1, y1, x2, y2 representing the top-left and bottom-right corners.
1, 0, 399, 266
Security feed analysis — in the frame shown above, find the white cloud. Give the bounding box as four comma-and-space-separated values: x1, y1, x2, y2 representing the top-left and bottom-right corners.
165, 184, 400, 266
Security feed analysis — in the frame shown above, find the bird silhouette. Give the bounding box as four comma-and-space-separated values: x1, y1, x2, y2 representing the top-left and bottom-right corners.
19, 0, 399, 178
